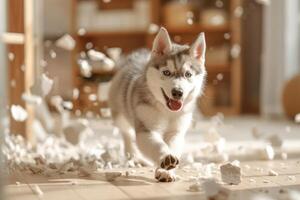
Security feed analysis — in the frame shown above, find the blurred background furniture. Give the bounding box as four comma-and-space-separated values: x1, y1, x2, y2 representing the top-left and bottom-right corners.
70, 0, 243, 117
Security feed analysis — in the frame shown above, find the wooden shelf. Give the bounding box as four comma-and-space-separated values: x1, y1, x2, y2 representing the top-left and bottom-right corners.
164, 24, 230, 35
206, 63, 230, 73
78, 30, 146, 38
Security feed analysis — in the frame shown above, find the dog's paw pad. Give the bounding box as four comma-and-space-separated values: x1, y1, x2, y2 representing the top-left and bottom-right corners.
155, 168, 176, 182
160, 154, 179, 170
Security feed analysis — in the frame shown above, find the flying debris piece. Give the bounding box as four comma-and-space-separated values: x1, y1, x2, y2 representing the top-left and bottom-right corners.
63, 121, 94, 145
224, 33, 231, 40
22, 93, 42, 105
32, 184, 43, 196
106, 47, 122, 62
62, 101, 73, 110
220, 162, 241, 185
268, 169, 278, 176
255, 0, 270, 6
55, 34, 76, 51
148, 23, 160, 34
8, 52, 15, 61
49, 50, 57, 58
234, 6, 244, 18
101, 57, 115, 71
41, 74, 54, 96
295, 113, 300, 123
267, 134, 283, 147
85, 42, 93, 50
215, 0, 224, 8
78, 59, 92, 78
87, 49, 106, 61
77, 28, 86, 36
231, 44, 241, 58
73, 88, 80, 100
259, 145, 275, 160
11, 105, 28, 122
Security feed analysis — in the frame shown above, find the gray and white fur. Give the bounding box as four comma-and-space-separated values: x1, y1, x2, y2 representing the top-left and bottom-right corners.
109, 27, 206, 182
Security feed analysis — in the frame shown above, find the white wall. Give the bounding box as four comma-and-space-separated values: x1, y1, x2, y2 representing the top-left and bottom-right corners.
0, 0, 7, 119
261, 0, 299, 116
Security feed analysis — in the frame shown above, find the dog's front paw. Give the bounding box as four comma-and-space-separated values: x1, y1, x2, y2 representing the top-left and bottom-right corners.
155, 168, 176, 182
160, 154, 179, 170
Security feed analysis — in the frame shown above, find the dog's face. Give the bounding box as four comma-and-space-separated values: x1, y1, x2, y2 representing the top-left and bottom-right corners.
146, 28, 206, 112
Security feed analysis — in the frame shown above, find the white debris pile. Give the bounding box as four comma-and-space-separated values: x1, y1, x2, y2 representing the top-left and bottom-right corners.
1, 128, 133, 176
268, 169, 278, 176
220, 161, 241, 185
55, 34, 76, 51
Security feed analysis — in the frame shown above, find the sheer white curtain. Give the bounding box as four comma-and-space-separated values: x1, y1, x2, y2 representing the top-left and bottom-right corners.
261, 0, 300, 116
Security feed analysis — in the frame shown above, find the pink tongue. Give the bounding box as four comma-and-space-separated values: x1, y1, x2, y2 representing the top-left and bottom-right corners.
168, 99, 183, 111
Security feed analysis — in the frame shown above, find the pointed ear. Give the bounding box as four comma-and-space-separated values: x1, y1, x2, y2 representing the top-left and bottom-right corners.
151, 27, 172, 57
190, 32, 206, 62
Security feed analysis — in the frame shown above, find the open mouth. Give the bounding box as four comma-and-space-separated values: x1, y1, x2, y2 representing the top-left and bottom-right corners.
161, 88, 183, 111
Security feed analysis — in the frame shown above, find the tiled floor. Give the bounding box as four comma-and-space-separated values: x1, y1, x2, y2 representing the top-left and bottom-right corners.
4, 116, 300, 200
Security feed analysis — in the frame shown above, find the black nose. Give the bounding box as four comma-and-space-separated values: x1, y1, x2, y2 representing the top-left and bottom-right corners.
171, 88, 183, 99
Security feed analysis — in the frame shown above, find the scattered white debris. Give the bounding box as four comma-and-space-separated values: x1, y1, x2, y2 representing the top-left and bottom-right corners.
252, 127, 263, 139
32, 184, 43, 196
8, 52, 15, 61
216, 73, 223, 81
231, 44, 241, 58
22, 93, 42, 105
78, 59, 92, 78
224, 33, 231, 40
104, 172, 122, 181
77, 28, 86, 36
85, 42, 93, 50
73, 88, 80, 100
11, 105, 28, 122
63, 121, 94, 145
148, 23, 159, 34
10, 79, 16, 88
220, 162, 241, 185
201, 178, 221, 197
268, 169, 278, 176
16, 181, 21, 185
215, 0, 224, 8
49, 50, 57, 58
260, 145, 275, 160
263, 180, 270, 183
88, 49, 106, 61
101, 57, 115, 71
41, 74, 54, 97
267, 134, 283, 147
295, 113, 300, 123
189, 182, 201, 192
234, 6, 244, 18
106, 47, 122, 62
55, 34, 76, 51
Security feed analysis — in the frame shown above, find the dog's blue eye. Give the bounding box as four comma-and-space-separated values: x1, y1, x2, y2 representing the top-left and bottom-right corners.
163, 70, 171, 76
185, 71, 192, 78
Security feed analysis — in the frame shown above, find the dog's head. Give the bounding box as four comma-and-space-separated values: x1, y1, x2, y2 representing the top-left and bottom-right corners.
146, 27, 206, 112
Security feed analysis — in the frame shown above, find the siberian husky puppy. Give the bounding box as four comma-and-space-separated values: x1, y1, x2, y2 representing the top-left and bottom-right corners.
109, 27, 206, 182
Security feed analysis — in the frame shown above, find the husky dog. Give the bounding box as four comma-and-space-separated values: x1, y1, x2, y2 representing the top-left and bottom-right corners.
109, 28, 206, 182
